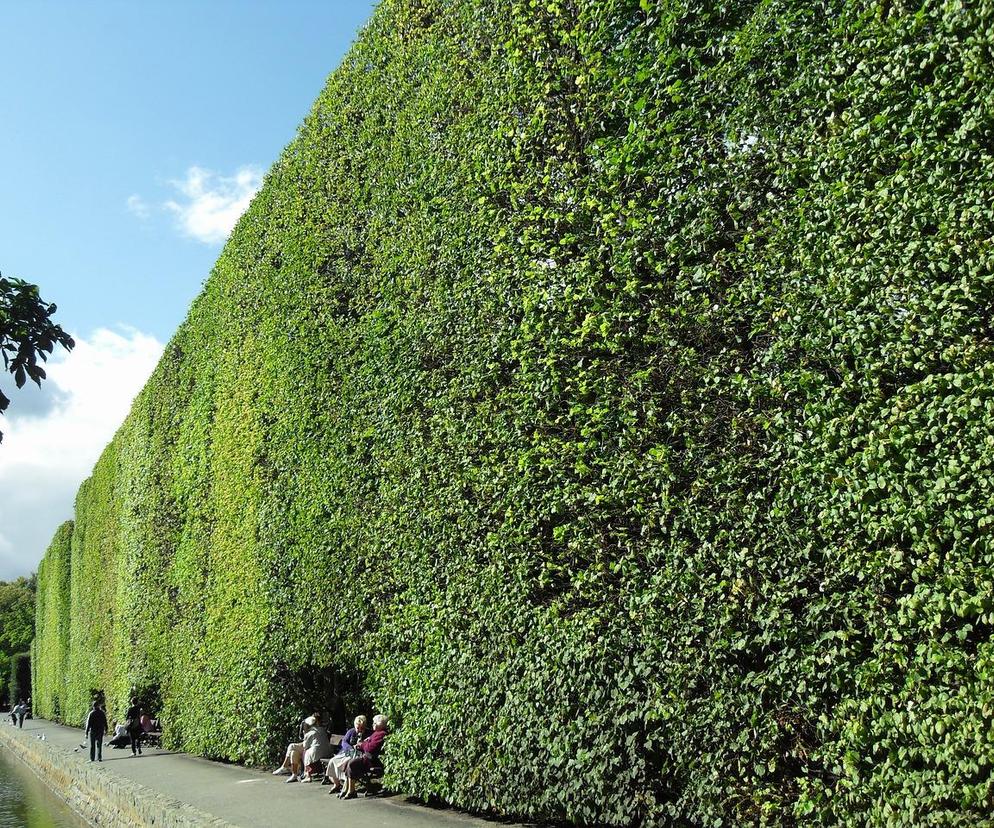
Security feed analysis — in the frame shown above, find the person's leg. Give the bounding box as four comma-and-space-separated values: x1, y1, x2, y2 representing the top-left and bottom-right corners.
285, 743, 304, 781
340, 776, 356, 799
130, 733, 138, 755
97, 733, 103, 761
340, 759, 360, 799
18, 714, 23, 728
325, 755, 344, 789
89, 734, 96, 761
276, 741, 300, 773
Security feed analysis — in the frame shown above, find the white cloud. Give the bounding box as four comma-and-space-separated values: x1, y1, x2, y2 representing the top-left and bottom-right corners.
126, 194, 150, 219
0, 327, 163, 580
163, 165, 263, 244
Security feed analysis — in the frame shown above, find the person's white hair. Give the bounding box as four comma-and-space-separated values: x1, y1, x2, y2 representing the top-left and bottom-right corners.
354, 715, 367, 729
372, 714, 388, 730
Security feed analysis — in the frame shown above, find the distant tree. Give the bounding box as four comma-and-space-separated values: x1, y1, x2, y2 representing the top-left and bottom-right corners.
8, 652, 30, 709
0, 577, 35, 707
0, 274, 74, 442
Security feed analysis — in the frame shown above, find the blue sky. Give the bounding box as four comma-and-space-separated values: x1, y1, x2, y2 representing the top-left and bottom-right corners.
1, 0, 377, 342
0, 0, 378, 578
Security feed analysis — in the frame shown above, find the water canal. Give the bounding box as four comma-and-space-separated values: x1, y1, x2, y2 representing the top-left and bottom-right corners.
0, 748, 88, 828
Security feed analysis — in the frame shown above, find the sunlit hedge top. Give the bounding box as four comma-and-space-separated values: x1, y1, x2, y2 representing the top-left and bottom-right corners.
33, 0, 994, 824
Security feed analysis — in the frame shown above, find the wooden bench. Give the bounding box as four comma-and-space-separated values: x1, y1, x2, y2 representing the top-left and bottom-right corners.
316, 734, 384, 797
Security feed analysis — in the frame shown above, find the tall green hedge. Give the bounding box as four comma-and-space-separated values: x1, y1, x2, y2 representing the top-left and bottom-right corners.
33, 521, 72, 718
32, 0, 994, 824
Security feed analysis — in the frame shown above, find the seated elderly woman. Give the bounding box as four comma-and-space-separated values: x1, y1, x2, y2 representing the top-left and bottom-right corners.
107, 720, 130, 749
321, 715, 368, 790
272, 714, 329, 783
300, 713, 333, 782
335, 714, 388, 800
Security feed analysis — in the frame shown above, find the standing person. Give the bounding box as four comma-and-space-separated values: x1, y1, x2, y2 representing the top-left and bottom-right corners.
9, 700, 23, 727
124, 697, 143, 756
84, 702, 108, 762
15, 699, 26, 728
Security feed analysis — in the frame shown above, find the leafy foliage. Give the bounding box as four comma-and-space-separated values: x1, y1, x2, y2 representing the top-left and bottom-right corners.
0, 575, 36, 707
33, 523, 71, 717
32, 0, 994, 824
8, 652, 30, 708
0, 275, 74, 441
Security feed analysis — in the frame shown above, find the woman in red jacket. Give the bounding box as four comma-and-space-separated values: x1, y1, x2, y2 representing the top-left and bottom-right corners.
337, 714, 388, 800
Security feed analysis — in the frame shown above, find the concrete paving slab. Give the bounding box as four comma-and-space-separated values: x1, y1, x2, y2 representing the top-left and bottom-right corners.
3, 718, 528, 828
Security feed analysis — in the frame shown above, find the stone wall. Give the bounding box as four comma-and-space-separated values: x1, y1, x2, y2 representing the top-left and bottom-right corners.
0, 725, 233, 828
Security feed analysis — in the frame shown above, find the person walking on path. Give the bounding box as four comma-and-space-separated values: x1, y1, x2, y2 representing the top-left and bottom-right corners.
124, 697, 143, 756
13, 700, 26, 728
85, 702, 108, 762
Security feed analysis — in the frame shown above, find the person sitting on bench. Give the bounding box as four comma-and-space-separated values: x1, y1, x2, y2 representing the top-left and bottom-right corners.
300, 713, 333, 782
107, 720, 130, 748
273, 714, 325, 782
322, 714, 368, 791
337, 714, 388, 800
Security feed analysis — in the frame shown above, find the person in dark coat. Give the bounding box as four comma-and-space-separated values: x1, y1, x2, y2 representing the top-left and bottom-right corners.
85, 702, 108, 762
124, 697, 143, 756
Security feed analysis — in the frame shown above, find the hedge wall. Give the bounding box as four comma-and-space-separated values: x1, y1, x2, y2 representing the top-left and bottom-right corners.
33, 521, 72, 719
32, 0, 994, 824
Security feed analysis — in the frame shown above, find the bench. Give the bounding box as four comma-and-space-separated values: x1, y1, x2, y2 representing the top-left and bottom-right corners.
316, 734, 385, 797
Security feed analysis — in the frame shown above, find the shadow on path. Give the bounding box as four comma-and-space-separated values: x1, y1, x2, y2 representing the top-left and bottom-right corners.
6, 718, 534, 828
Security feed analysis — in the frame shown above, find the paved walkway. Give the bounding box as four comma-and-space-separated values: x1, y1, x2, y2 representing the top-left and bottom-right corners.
3, 718, 522, 828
